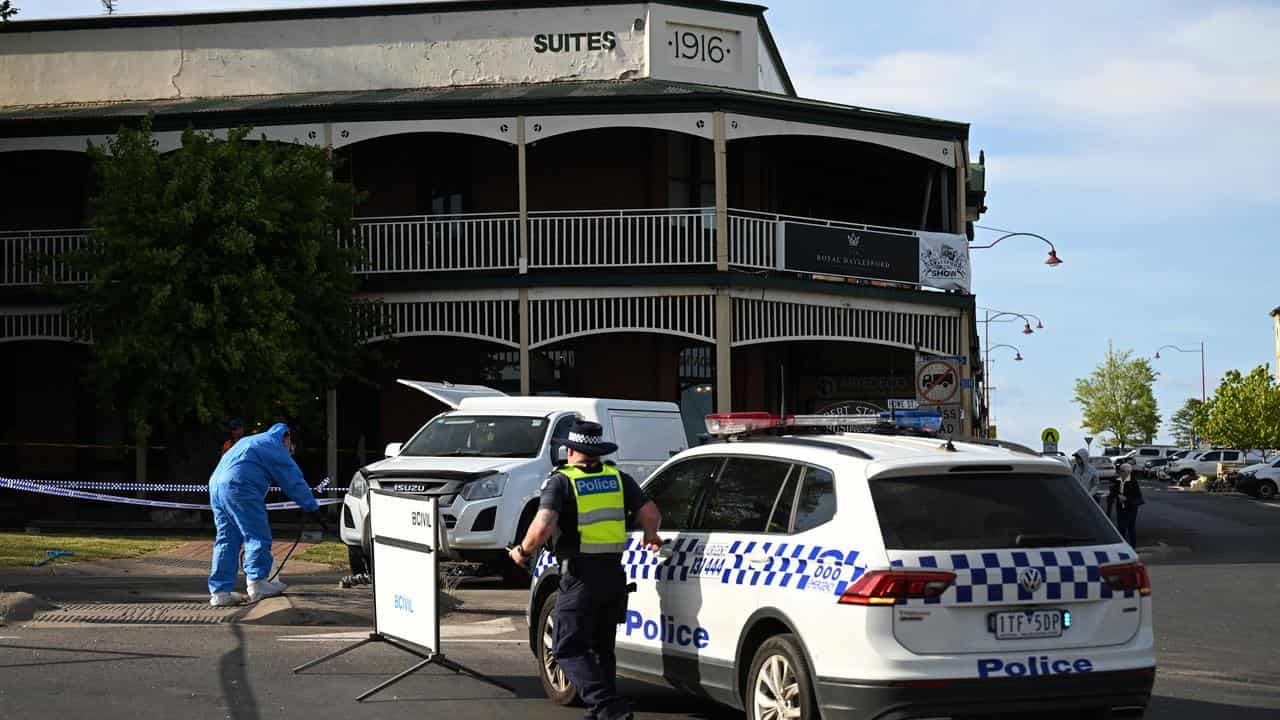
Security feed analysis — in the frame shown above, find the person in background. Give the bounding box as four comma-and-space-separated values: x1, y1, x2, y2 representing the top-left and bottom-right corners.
208, 422, 322, 606
1071, 448, 1099, 495
1112, 463, 1144, 546
221, 418, 245, 456
339, 545, 371, 588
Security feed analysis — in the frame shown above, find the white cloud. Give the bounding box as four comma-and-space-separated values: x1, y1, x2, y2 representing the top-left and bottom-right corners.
783, 4, 1280, 209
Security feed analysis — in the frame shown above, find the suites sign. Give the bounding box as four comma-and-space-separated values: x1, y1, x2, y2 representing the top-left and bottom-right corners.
778, 222, 971, 292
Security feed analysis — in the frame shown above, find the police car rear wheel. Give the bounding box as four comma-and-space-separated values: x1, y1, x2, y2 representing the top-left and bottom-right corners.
536, 591, 579, 706
747, 634, 815, 720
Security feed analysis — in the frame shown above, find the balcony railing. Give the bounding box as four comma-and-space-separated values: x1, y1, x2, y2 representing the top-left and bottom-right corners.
1, 229, 93, 286
528, 208, 715, 269
343, 212, 521, 273
0, 209, 945, 285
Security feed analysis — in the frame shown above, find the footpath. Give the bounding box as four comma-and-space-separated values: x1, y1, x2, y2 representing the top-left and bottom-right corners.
0, 540, 525, 629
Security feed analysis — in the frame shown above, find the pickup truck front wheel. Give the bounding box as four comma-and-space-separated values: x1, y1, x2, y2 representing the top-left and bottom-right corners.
1257, 480, 1278, 501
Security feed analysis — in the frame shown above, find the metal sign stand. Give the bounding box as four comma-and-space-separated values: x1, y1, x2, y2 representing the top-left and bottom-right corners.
292, 491, 514, 702
293, 632, 514, 702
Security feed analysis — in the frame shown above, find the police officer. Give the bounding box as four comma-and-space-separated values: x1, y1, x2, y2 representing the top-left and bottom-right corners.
509, 420, 663, 720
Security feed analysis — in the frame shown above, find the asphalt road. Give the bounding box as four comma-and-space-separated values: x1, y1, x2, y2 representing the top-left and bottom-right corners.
2, 484, 1277, 720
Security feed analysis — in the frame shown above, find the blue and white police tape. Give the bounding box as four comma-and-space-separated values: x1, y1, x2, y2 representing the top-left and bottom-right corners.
6, 478, 346, 493
0, 477, 343, 511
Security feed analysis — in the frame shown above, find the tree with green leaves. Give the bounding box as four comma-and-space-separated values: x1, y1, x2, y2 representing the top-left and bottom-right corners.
1196, 365, 1280, 452
1168, 398, 1204, 448
54, 120, 387, 481
1073, 344, 1161, 448
1, 2, 17, 22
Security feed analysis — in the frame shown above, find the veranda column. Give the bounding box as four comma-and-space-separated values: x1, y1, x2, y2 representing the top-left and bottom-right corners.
714, 112, 732, 412
517, 117, 531, 395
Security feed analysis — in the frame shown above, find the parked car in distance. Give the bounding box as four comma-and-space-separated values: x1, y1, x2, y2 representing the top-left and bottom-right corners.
1156, 450, 1197, 480
1235, 458, 1280, 500
1165, 449, 1264, 485
1120, 446, 1182, 476
1090, 456, 1117, 481
1143, 457, 1170, 478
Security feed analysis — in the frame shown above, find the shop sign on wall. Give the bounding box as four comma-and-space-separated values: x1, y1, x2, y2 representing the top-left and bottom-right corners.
777, 223, 971, 292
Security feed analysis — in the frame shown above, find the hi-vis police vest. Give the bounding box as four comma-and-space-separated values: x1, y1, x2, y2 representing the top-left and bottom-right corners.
561, 464, 627, 554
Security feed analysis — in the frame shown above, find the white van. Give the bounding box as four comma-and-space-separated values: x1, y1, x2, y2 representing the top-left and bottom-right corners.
339, 380, 687, 584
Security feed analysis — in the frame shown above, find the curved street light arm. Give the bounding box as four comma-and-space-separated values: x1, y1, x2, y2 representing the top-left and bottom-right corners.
988, 344, 1023, 354
969, 231, 1056, 252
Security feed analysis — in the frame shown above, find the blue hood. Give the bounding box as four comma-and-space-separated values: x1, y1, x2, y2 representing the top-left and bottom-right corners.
264, 422, 290, 441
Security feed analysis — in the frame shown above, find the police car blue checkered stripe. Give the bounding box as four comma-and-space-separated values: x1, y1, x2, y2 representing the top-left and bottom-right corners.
537, 538, 1134, 604
890, 548, 1136, 605
533, 537, 867, 592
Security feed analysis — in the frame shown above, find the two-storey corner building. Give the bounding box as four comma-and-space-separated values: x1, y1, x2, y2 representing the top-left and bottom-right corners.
0, 1, 989, 491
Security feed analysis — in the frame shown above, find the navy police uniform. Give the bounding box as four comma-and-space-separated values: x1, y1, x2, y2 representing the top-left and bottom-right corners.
540, 460, 649, 720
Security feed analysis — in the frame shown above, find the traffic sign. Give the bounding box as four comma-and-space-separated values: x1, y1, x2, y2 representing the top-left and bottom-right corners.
915, 356, 961, 405
988, 425, 997, 439
1042, 427, 1060, 455
888, 398, 920, 410
936, 403, 963, 436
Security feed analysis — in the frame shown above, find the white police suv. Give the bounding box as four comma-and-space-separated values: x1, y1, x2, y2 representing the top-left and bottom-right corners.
527, 413, 1155, 719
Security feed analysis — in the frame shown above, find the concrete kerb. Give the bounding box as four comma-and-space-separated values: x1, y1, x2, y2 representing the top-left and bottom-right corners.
0, 591, 58, 624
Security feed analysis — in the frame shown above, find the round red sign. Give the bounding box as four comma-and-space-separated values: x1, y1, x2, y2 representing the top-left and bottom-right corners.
915, 360, 959, 404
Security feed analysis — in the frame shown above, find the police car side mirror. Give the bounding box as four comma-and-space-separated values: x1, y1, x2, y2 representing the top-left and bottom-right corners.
384, 442, 402, 458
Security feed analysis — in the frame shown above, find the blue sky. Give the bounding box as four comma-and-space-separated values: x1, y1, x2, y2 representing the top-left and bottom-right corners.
16, 1, 1280, 453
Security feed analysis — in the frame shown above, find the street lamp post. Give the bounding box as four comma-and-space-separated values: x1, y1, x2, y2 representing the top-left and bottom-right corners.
1154, 342, 1207, 446
978, 308, 1042, 435
984, 344, 1023, 429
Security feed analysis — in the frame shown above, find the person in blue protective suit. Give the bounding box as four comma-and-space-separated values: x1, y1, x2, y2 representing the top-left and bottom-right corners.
208, 422, 321, 606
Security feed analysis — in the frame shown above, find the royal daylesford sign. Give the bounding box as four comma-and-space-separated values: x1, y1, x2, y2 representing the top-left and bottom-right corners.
778, 222, 971, 292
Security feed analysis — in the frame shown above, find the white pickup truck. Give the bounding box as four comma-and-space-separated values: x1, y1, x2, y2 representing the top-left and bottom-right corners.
1164, 448, 1264, 484
339, 381, 688, 584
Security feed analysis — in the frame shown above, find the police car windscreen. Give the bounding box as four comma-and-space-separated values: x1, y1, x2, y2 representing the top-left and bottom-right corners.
400, 415, 546, 458
869, 473, 1121, 550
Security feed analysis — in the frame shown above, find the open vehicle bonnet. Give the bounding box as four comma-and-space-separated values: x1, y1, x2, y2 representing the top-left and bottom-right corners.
396, 379, 507, 408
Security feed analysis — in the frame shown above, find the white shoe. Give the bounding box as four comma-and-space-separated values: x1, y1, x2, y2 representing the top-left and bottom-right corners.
248, 578, 287, 602
210, 592, 247, 607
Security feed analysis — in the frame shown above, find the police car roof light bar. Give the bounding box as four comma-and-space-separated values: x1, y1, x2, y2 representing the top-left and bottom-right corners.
704, 412, 941, 439
838, 570, 957, 606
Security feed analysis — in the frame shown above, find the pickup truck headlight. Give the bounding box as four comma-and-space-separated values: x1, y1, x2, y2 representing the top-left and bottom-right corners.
348, 472, 368, 499
459, 473, 507, 501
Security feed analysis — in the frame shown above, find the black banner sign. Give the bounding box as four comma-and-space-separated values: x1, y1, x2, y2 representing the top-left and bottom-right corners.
782, 223, 920, 284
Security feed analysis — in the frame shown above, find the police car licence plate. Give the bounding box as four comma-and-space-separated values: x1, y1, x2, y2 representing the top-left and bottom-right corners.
990, 609, 1064, 640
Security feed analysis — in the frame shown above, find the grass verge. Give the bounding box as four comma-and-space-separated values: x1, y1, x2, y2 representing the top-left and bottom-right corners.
297, 541, 350, 568
0, 533, 189, 567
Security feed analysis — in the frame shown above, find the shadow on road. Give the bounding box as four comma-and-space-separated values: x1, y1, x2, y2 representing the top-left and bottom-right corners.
219, 623, 260, 720
1150, 695, 1280, 718
0, 643, 193, 669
